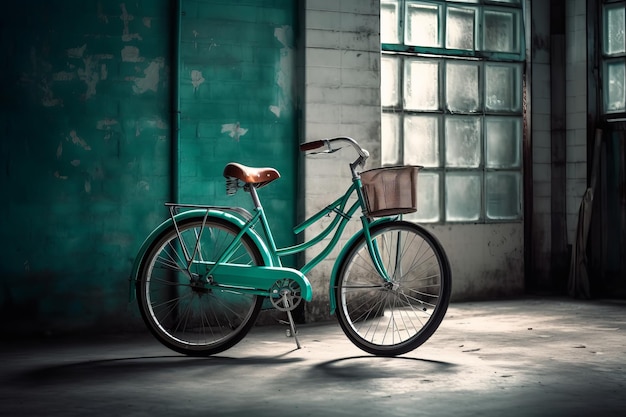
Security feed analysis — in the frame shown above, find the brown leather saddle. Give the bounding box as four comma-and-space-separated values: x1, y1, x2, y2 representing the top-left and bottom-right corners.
223, 162, 280, 189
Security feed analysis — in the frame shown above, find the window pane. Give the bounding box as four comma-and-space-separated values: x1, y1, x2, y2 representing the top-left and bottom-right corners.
484, 9, 519, 53
382, 113, 401, 165
486, 172, 520, 219
446, 6, 476, 50
411, 172, 440, 223
485, 63, 521, 112
406, 2, 441, 47
445, 116, 481, 168
605, 60, 626, 112
404, 115, 440, 167
485, 117, 521, 168
605, 5, 626, 55
381, 56, 400, 107
446, 173, 481, 221
446, 61, 480, 112
405, 59, 439, 110
381, 0, 400, 44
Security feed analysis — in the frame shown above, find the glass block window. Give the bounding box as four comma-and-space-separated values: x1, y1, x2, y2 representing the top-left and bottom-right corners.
603, 2, 626, 114
381, 0, 524, 223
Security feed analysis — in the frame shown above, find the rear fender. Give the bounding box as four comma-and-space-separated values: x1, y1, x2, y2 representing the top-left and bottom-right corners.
128, 209, 274, 301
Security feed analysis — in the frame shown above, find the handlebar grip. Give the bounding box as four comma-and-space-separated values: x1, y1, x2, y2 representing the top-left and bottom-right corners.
300, 140, 326, 152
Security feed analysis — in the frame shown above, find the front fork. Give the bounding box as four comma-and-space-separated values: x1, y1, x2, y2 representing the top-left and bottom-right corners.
360, 216, 392, 283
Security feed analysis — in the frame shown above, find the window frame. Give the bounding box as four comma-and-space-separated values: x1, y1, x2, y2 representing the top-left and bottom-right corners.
381, 0, 525, 224
602, 1, 626, 118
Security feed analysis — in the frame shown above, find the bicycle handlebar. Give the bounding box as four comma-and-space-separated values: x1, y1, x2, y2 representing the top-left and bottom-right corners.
300, 137, 370, 160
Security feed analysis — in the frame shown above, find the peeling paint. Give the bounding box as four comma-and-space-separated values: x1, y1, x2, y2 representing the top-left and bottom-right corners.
154, 118, 167, 130
122, 46, 143, 62
132, 58, 164, 94
97, 118, 119, 141
77, 56, 100, 99
96, 119, 119, 130
54, 171, 68, 180
42, 83, 62, 107
270, 26, 294, 118
133, 118, 167, 137
98, 2, 108, 23
52, 71, 76, 81
120, 4, 142, 41
70, 160, 80, 167
269, 105, 281, 117
137, 180, 150, 191
146, 118, 168, 130
56, 142, 63, 158
193, 30, 199, 49
191, 70, 205, 91
68, 130, 91, 151
143, 17, 152, 28
67, 44, 87, 59
84, 179, 91, 193
221, 123, 248, 141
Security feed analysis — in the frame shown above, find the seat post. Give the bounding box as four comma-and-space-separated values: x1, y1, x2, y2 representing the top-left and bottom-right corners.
246, 184, 263, 209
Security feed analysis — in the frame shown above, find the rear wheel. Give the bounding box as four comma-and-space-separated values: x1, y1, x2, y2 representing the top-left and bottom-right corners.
335, 221, 451, 356
136, 216, 264, 356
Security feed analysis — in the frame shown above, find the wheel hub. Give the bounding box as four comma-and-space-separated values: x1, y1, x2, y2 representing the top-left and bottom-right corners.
383, 281, 395, 290
190, 278, 210, 295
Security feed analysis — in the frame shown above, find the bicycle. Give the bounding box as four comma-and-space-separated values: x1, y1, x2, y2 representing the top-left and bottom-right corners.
129, 137, 451, 357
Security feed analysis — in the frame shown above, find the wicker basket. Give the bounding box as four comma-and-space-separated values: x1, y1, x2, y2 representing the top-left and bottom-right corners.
360, 166, 420, 217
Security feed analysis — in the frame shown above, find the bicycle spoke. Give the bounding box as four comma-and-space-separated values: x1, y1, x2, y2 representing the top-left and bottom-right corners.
155, 241, 187, 271
400, 290, 438, 308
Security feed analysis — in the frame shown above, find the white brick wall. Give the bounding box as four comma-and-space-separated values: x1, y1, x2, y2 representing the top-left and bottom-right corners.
303, 0, 381, 319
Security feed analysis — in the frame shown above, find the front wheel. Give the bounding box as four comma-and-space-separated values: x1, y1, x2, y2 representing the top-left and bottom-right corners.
335, 221, 451, 356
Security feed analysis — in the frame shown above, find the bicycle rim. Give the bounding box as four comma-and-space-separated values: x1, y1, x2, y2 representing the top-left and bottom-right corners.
335, 221, 451, 356
137, 217, 264, 356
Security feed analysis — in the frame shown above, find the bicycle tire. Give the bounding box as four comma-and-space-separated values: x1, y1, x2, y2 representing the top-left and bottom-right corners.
334, 220, 451, 356
136, 216, 265, 356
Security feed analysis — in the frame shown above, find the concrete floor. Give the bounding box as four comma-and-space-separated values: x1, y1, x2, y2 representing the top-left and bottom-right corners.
1, 297, 625, 417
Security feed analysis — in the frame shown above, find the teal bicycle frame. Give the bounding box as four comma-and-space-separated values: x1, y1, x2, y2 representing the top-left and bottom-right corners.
129, 138, 394, 316
202, 176, 393, 309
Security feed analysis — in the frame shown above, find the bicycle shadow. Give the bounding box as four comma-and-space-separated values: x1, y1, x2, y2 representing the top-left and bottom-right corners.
9, 351, 304, 387
307, 355, 458, 380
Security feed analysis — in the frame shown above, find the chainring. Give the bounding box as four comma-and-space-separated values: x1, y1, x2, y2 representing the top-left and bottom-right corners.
269, 278, 303, 312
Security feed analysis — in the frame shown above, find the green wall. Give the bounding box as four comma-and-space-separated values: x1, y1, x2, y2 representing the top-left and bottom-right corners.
178, 0, 298, 253
0, 0, 298, 335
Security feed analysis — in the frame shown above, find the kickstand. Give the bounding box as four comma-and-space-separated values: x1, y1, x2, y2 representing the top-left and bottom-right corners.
282, 293, 301, 349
